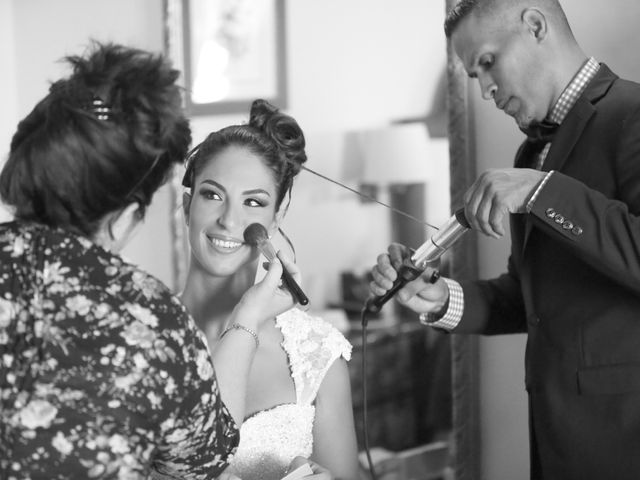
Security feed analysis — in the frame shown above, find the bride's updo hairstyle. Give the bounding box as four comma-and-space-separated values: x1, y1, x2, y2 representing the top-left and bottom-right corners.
183, 99, 307, 209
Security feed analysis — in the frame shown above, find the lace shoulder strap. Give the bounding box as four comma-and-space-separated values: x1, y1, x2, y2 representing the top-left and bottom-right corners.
277, 308, 352, 405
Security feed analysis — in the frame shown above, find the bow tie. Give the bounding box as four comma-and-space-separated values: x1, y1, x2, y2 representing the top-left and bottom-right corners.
520, 120, 560, 145
518, 120, 560, 170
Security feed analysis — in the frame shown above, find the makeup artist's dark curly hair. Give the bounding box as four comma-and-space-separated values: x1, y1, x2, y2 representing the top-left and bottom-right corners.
0, 41, 191, 237
183, 99, 307, 210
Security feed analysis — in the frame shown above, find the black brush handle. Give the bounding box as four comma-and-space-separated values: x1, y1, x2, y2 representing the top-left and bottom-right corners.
269, 249, 309, 305
280, 265, 309, 306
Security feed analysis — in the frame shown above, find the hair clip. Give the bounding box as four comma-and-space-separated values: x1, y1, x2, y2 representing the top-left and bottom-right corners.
87, 96, 112, 121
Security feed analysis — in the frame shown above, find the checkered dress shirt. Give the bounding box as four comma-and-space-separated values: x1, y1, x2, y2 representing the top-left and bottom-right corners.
419, 278, 464, 329
426, 58, 600, 332
535, 57, 600, 169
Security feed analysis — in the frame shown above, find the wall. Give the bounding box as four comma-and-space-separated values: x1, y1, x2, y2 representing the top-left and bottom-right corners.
287, 0, 449, 306
471, 1, 640, 479
0, 0, 17, 222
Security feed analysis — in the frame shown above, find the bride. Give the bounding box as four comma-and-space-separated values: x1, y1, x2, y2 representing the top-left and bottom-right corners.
180, 99, 360, 480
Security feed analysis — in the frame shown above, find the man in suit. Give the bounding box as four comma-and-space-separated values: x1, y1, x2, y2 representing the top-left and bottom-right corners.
370, 0, 640, 479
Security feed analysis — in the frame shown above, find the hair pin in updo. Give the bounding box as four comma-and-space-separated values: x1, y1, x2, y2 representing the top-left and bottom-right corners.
86, 96, 112, 121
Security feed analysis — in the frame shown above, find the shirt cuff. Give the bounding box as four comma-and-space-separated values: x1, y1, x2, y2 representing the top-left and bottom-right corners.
418, 277, 463, 331
526, 170, 555, 213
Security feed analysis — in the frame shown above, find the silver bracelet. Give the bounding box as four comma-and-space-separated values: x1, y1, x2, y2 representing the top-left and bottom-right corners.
219, 323, 259, 348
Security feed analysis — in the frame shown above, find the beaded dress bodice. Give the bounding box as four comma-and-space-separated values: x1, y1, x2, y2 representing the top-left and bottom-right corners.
226, 308, 351, 480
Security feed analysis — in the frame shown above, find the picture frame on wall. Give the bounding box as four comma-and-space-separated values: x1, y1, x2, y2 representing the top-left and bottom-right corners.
164, 0, 287, 116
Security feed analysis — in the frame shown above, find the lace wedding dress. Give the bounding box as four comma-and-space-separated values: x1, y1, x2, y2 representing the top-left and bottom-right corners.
226, 308, 352, 480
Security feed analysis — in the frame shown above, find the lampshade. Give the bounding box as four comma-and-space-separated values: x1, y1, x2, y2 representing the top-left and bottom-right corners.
353, 123, 447, 185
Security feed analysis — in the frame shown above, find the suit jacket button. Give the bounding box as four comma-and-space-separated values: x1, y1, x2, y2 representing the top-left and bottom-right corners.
545, 208, 556, 218
554, 214, 565, 224
562, 220, 574, 230
572, 226, 583, 236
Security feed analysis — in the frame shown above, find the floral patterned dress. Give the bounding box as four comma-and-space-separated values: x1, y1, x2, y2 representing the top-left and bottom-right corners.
0, 222, 239, 479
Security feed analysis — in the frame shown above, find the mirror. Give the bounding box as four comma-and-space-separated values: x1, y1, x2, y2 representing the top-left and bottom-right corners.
164, 0, 480, 478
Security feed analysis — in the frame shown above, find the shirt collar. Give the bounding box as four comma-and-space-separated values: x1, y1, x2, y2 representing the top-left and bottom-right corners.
548, 57, 600, 125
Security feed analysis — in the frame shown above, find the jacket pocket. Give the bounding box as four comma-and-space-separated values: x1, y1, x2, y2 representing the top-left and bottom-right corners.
577, 363, 640, 395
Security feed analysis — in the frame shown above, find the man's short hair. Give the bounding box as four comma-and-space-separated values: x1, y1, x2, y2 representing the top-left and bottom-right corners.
444, 0, 570, 38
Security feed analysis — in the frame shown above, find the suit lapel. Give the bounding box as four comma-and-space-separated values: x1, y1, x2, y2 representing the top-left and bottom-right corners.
521, 64, 617, 252
541, 100, 594, 173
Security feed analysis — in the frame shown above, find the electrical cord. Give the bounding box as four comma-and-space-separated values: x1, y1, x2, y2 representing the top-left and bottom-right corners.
358, 267, 442, 480
359, 304, 378, 480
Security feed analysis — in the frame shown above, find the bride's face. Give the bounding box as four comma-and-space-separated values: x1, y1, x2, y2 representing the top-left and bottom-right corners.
186, 145, 279, 278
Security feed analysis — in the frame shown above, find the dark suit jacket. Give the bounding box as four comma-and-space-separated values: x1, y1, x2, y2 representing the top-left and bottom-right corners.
455, 65, 640, 480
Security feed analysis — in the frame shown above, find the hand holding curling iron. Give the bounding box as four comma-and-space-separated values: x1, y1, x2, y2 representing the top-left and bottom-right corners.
366, 209, 469, 314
